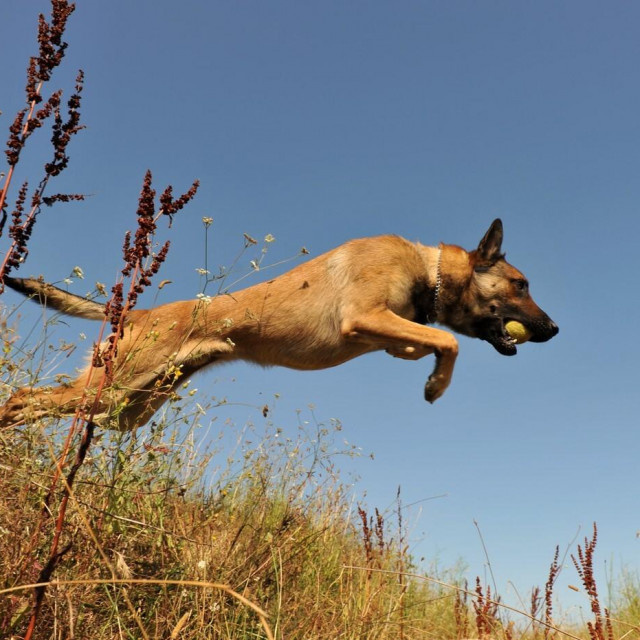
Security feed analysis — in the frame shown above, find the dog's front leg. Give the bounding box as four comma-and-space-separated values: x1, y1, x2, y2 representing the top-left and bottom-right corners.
342, 309, 458, 403
423, 348, 458, 404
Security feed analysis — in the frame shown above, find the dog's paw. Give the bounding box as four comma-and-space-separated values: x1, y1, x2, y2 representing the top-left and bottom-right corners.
424, 374, 448, 404
0, 396, 26, 427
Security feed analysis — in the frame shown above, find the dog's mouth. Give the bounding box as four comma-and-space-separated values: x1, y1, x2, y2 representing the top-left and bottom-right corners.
463, 312, 558, 357
479, 318, 520, 356
489, 321, 520, 356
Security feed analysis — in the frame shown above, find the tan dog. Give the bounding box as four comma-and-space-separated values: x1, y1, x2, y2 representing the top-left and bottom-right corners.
0, 219, 558, 430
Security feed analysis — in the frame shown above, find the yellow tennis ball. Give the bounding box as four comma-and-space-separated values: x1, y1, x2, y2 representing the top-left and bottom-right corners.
505, 320, 532, 344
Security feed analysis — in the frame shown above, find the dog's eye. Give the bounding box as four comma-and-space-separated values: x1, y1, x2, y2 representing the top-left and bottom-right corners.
515, 279, 528, 292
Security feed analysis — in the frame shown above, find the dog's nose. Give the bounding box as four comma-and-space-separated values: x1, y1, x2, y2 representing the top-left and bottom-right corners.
549, 321, 559, 337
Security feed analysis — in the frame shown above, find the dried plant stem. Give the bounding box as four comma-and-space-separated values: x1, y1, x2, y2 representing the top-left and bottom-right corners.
17, 311, 111, 584
344, 565, 584, 640
1, 579, 275, 640
24, 243, 145, 638
572, 523, 613, 640
22, 171, 200, 638
0, 160, 66, 279
33, 426, 156, 640
0, 70, 85, 284
1, 1, 85, 285
23, 315, 129, 638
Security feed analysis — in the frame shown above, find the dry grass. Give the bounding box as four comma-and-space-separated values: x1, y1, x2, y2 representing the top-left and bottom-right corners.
0, 395, 451, 638
2, 392, 640, 638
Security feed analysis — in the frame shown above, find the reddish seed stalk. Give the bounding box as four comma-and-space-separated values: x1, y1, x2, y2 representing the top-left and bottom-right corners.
4, 7, 199, 633
24, 267, 147, 637
0, 82, 42, 216
1, 0, 83, 287
23, 172, 198, 638
23, 299, 112, 638
571, 523, 613, 640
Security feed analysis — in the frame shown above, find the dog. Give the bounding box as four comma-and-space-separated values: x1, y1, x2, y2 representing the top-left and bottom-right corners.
0, 219, 558, 431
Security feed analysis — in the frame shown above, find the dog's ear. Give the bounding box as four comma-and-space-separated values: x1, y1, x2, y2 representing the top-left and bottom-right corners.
476, 218, 504, 265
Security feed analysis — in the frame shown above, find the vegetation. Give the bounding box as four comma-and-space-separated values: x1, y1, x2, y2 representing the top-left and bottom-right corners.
1, 2, 639, 638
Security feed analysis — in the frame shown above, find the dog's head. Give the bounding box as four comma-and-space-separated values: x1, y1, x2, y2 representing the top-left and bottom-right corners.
445, 219, 559, 355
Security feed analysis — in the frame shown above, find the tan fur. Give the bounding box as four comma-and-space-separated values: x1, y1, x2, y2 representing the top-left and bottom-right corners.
0, 220, 558, 431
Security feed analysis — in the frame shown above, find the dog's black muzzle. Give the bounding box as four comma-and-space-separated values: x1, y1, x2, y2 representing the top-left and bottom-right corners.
527, 317, 559, 343
478, 314, 559, 356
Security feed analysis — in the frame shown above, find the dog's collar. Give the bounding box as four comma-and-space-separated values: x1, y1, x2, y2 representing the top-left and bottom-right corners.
428, 245, 443, 324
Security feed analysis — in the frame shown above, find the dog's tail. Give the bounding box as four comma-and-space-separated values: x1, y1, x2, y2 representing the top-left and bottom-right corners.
3, 276, 106, 320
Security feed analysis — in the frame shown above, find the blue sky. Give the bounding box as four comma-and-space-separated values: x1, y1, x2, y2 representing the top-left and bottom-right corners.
3, 0, 640, 619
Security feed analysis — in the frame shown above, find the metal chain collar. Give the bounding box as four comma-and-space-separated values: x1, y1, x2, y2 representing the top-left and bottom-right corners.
427, 245, 442, 324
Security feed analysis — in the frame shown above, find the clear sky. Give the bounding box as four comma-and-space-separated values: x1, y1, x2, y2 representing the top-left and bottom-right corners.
3, 0, 640, 620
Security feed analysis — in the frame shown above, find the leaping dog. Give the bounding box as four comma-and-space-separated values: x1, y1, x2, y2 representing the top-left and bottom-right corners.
0, 219, 558, 430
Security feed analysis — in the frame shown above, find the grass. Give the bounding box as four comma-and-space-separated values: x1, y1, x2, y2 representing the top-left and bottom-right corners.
1, 370, 640, 639
2, 309, 640, 639
0, 383, 456, 638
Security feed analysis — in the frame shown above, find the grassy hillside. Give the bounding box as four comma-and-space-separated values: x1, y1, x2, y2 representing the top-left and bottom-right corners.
1, 352, 639, 639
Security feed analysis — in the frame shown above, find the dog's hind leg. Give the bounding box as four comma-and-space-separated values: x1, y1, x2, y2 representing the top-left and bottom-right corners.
0, 372, 178, 431
100, 337, 237, 430
0, 376, 111, 428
